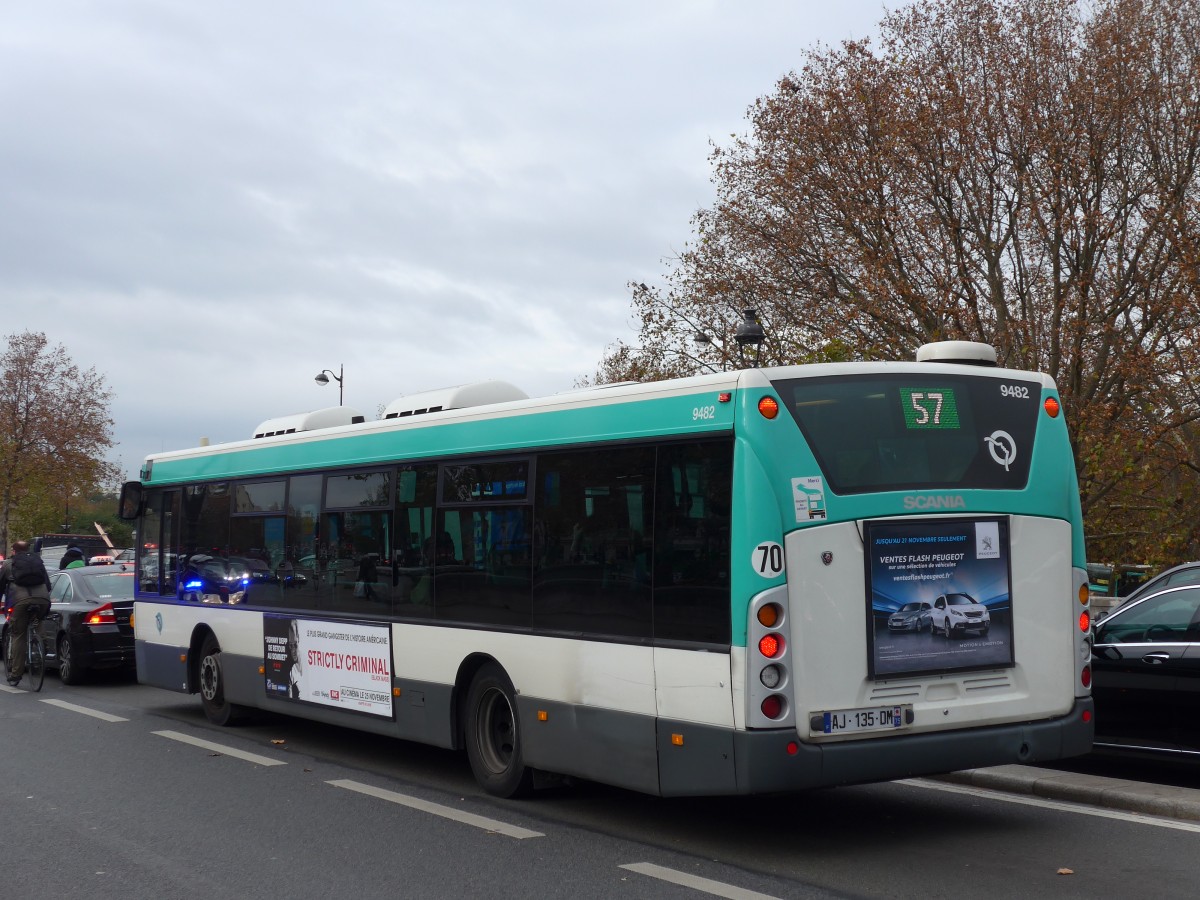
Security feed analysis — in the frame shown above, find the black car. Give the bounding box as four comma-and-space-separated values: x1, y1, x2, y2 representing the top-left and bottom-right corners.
1090, 583, 1200, 757
1, 563, 136, 684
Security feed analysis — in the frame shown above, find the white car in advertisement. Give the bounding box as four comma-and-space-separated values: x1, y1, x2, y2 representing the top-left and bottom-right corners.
930, 592, 991, 637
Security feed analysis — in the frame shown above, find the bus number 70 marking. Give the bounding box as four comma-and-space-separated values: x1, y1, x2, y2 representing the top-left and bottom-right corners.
754, 542, 785, 577
910, 391, 944, 426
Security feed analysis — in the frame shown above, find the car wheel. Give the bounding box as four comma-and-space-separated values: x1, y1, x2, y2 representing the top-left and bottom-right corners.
198, 634, 246, 726
464, 662, 533, 798
944, 619, 953, 638
57, 635, 84, 685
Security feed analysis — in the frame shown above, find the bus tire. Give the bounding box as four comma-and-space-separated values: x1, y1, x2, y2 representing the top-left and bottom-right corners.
464, 662, 533, 798
198, 634, 244, 726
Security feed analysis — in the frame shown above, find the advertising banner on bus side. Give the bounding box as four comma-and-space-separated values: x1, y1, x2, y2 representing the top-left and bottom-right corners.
865, 517, 1014, 678
263, 614, 393, 718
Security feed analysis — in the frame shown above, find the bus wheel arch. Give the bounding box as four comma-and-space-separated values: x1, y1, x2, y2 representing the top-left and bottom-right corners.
462, 660, 533, 798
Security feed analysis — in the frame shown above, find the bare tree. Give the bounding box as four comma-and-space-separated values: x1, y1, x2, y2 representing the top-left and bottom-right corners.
0, 331, 117, 551
599, 0, 1200, 564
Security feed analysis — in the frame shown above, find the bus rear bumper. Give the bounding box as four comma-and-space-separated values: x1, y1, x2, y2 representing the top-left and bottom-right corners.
726, 698, 1095, 795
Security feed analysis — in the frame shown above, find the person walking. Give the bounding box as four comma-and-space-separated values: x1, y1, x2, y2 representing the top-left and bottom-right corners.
0, 540, 52, 684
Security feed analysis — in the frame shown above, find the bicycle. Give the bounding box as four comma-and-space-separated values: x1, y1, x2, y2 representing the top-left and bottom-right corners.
3, 609, 46, 692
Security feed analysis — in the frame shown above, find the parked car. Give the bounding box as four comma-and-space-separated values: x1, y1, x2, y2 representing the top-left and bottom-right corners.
1091, 583, 1200, 757
930, 592, 991, 637
888, 600, 933, 633
1, 563, 136, 683
1112, 561, 1200, 610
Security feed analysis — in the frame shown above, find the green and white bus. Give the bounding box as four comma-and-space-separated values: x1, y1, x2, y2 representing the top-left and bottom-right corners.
119, 340, 1093, 797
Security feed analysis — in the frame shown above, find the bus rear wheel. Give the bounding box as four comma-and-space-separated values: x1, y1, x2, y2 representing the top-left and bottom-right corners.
464, 662, 533, 798
198, 634, 245, 726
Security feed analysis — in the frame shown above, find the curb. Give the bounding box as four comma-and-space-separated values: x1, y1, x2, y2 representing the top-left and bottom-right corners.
938, 764, 1200, 822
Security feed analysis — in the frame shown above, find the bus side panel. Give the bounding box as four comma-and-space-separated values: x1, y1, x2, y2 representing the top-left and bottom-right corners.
516, 697, 661, 795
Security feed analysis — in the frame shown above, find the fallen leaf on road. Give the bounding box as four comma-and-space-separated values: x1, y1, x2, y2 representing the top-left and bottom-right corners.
1057, 868, 1074, 876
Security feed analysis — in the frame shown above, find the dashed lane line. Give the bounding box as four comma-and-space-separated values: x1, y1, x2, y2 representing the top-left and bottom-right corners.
620, 862, 782, 900
39, 698, 129, 722
153, 729, 287, 766
327, 778, 544, 839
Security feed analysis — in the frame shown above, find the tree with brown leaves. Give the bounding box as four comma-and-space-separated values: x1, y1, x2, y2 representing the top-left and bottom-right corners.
0, 331, 117, 552
598, 0, 1200, 564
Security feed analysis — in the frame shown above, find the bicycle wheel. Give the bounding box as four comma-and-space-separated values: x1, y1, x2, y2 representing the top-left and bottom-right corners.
27, 634, 45, 692
3, 630, 13, 682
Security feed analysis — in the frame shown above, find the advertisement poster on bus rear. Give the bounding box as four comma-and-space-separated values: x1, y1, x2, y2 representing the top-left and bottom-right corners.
263, 614, 393, 718
864, 517, 1013, 678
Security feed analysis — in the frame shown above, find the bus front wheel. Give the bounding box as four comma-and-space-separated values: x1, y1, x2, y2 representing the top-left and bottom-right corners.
198, 634, 245, 726
464, 662, 533, 798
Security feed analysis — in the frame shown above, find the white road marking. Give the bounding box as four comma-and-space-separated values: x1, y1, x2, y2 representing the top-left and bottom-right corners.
153, 729, 287, 766
327, 778, 544, 839
0, 684, 21, 694
620, 862, 781, 900
899, 778, 1200, 832
40, 699, 129, 722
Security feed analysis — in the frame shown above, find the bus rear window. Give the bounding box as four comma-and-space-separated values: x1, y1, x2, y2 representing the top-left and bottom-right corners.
772, 373, 1041, 494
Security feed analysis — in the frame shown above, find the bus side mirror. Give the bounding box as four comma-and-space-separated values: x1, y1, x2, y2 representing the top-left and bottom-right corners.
118, 481, 144, 521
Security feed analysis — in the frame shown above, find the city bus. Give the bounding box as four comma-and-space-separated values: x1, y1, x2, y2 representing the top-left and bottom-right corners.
118, 340, 1093, 797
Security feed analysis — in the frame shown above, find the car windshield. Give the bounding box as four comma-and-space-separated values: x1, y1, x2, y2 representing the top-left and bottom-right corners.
81, 572, 135, 599
898, 602, 923, 613
946, 594, 976, 606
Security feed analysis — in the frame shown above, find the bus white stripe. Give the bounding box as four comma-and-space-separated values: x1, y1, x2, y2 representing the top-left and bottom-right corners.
327, 779, 543, 839
153, 729, 287, 766
619, 862, 782, 900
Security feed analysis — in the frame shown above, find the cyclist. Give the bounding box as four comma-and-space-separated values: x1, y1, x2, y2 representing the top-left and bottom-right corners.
0, 540, 52, 685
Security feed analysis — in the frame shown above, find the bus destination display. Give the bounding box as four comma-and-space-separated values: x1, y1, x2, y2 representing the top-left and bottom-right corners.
900, 387, 960, 429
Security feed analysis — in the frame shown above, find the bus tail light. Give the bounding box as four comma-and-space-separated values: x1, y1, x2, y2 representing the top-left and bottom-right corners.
748, 587, 795, 729
758, 633, 784, 658
85, 603, 116, 626
1079, 610, 1090, 632
758, 396, 780, 419
1044, 396, 1060, 418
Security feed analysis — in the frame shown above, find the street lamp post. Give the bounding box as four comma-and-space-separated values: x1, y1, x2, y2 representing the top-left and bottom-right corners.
694, 308, 767, 370
314, 364, 344, 405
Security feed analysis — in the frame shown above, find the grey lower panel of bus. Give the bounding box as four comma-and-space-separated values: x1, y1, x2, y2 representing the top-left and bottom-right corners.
137, 641, 1093, 796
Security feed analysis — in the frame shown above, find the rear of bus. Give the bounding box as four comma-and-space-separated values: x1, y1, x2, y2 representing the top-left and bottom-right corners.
729, 341, 1092, 791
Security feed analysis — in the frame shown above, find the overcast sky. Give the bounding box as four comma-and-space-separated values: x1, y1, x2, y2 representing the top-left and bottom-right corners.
2, 1, 886, 478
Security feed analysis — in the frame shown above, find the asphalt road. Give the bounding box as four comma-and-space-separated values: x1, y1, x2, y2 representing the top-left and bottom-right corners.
4, 672, 1198, 899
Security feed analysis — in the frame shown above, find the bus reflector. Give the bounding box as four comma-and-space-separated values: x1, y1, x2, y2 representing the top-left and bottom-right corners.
758, 396, 779, 419
786, 741, 799, 755
1044, 397, 1060, 418
1081, 665, 1091, 688
1079, 610, 1090, 632
258, 665, 265, 675
671, 733, 684, 746
761, 695, 784, 719
758, 633, 782, 658
757, 603, 780, 627
1083, 709, 1092, 723
537, 710, 548, 722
